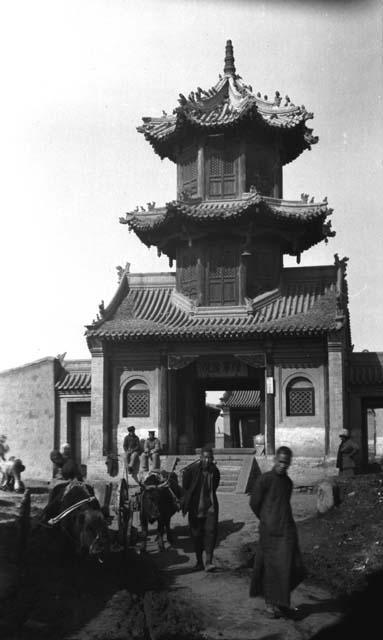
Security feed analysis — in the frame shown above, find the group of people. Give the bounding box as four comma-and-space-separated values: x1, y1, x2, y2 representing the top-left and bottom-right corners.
181, 428, 360, 619
47, 425, 360, 617
123, 426, 161, 474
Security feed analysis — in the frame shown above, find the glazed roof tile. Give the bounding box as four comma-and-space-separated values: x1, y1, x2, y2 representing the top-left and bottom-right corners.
55, 371, 91, 392
121, 194, 334, 257
138, 41, 317, 164
123, 194, 331, 230
221, 389, 261, 408
86, 266, 339, 342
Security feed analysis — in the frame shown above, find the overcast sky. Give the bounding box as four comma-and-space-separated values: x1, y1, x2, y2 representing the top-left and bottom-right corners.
0, 0, 382, 371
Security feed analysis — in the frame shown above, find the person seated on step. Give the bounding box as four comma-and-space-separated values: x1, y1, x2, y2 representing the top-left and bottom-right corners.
140, 430, 161, 472
123, 425, 141, 475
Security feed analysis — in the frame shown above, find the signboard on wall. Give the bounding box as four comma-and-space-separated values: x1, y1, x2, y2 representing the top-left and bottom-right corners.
197, 359, 248, 378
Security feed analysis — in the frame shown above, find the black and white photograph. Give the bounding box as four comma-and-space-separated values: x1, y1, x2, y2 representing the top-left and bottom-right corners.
0, 1, 382, 638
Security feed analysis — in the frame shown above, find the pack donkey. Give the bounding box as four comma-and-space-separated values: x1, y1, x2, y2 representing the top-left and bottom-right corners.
41, 462, 109, 559
140, 471, 183, 552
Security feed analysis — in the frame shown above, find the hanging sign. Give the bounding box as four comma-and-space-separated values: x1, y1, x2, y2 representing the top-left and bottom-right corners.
197, 359, 247, 378
266, 376, 275, 394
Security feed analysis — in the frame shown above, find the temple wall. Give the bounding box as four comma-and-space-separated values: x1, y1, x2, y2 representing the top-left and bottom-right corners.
274, 363, 327, 456
0, 358, 58, 479
109, 350, 162, 460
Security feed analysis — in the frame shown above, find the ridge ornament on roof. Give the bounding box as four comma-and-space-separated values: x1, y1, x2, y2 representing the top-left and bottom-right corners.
137, 40, 318, 165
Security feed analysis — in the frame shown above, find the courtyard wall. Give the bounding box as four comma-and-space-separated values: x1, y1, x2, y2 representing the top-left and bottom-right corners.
0, 358, 58, 479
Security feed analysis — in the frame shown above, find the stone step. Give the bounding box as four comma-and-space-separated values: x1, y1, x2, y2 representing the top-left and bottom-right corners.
220, 470, 240, 476
217, 485, 237, 493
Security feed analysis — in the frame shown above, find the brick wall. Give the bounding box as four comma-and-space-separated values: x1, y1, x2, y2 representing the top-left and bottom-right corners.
0, 358, 57, 479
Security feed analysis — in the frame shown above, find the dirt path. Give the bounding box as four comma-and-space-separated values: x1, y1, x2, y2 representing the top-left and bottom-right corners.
0, 488, 344, 640
150, 493, 343, 640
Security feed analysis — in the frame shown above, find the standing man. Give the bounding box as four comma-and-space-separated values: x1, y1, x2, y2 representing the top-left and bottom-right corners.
123, 426, 141, 474
336, 429, 359, 476
140, 430, 161, 471
249, 446, 305, 619
182, 447, 220, 572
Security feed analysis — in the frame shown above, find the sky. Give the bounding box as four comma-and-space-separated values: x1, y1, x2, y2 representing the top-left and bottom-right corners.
0, 0, 382, 371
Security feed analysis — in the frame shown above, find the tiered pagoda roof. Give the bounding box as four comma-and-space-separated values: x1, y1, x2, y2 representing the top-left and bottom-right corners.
86, 264, 345, 344
120, 192, 334, 257
138, 40, 317, 165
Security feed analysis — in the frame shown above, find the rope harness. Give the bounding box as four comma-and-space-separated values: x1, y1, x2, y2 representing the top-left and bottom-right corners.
47, 496, 97, 526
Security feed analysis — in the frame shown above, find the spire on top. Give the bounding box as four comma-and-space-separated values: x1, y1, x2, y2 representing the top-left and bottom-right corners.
224, 39, 236, 76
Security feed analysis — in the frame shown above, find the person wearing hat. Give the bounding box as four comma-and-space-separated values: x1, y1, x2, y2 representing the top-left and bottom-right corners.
336, 429, 359, 476
123, 426, 141, 474
140, 430, 161, 471
182, 446, 220, 572
249, 446, 305, 619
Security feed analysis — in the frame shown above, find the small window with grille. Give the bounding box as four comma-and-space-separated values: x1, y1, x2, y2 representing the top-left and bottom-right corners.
122, 380, 150, 417
286, 377, 315, 416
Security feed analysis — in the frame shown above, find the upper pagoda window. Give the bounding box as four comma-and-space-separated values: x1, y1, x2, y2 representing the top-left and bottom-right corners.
178, 249, 198, 300
178, 145, 198, 197
207, 244, 238, 305
206, 136, 238, 200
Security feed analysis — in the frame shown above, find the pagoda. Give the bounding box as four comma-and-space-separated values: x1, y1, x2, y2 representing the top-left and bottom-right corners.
85, 41, 350, 468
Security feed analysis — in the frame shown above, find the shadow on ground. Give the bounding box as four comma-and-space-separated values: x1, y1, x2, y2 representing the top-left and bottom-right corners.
309, 569, 383, 639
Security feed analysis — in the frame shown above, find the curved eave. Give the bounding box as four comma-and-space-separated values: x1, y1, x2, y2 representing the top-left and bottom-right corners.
138, 103, 317, 165
120, 197, 334, 256
85, 273, 130, 331
86, 324, 335, 344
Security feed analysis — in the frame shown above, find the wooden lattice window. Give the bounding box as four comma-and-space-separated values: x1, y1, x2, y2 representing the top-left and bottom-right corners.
179, 147, 197, 196
207, 246, 238, 305
179, 250, 198, 299
286, 377, 315, 417
122, 380, 150, 417
206, 137, 238, 199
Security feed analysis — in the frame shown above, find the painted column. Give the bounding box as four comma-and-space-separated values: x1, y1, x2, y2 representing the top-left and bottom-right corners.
222, 407, 231, 447
167, 368, 177, 454
265, 354, 276, 455
327, 333, 345, 457
158, 356, 169, 451
238, 256, 247, 305
89, 341, 108, 469
239, 140, 246, 196
197, 142, 205, 199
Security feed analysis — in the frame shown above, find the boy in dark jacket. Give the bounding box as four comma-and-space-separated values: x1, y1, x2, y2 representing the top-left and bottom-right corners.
182, 447, 220, 572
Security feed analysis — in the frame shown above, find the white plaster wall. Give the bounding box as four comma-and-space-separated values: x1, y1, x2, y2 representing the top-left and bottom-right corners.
275, 365, 326, 456
117, 368, 160, 454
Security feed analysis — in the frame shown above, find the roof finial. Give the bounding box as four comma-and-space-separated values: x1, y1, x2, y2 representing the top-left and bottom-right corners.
224, 39, 236, 76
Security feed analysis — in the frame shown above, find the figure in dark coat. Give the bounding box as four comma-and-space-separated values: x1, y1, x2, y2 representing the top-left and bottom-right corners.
123, 426, 141, 474
336, 429, 359, 476
249, 446, 305, 619
182, 447, 220, 572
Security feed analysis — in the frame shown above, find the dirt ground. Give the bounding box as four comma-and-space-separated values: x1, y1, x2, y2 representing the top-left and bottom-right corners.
1, 473, 383, 640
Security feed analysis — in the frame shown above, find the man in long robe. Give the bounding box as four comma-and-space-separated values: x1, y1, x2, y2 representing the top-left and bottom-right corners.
182, 447, 220, 572
336, 429, 359, 476
249, 446, 305, 618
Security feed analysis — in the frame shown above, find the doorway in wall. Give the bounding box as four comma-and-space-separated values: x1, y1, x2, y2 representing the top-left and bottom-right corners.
203, 380, 262, 449
67, 402, 91, 468
361, 398, 383, 468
